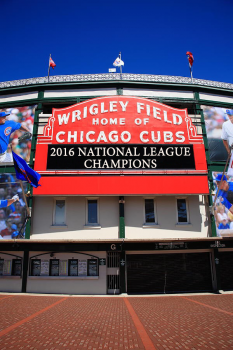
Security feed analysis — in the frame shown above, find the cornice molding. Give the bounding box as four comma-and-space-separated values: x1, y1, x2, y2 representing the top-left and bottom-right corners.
1, 73, 233, 91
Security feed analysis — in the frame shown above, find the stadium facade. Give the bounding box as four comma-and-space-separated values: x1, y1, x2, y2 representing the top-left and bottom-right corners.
0, 73, 233, 295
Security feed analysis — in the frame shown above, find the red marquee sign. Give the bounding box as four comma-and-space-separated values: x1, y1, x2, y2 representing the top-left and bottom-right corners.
34, 96, 208, 195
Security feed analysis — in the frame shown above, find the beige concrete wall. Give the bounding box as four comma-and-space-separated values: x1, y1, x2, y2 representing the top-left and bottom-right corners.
31, 196, 119, 240
31, 195, 209, 240
0, 251, 23, 292
27, 251, 107, 295
125, 195, 209, 239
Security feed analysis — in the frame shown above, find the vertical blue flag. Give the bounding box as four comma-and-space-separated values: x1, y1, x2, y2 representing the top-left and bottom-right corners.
12, 151, 41, 188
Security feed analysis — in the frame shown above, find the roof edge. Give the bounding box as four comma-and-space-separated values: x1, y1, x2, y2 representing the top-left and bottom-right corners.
1, 73, 233, 91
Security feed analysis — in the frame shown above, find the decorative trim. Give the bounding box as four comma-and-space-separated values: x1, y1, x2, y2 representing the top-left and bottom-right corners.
1, 74, 233, 91
37, 116, 55, 144
185, 116, 203, 143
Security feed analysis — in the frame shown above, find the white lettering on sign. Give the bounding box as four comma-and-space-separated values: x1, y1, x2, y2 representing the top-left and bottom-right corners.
101, 102, 108, 113
68, 131, 77, 143
83, 106, 87, 118
140, 131, 149, 143
56, 101, 184, 129
176, 132, 185, 143
72, 110, 81, 122
55, 130, 187, 144
97, 131, 108, 143
58, 113, 70, 125
90, 104, 98, 115
56, 131, 65, 143
109, 131, 118, 142
164, 132, 173, 143
92, 118, 99, 125
110, 119, 117, 125
121, 131, 131, 142
137, 103, 144, 113
173, 114, 182, 125
86, 131, 95, 142
92, 118, 126, 125
153, 107, 161, 119
119, 101, 128, 111
83, 158, 158, 169
110, 101, 117, 112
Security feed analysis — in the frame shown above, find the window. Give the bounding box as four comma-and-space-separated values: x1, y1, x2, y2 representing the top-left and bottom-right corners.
31, 259, 41, 276
177, 198, 189, 223
54, 199, 66, 226
12, 259, 22, 276
29, 258, 99, 277
88, 259, 98, 276
68, 259, 78, 276
50, 259, 59, 276
0, 259, 4, 275
144, 198, 156, 224
87, 199, 98, 225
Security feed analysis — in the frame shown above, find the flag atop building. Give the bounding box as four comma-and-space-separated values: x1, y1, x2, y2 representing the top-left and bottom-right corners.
113, 53, 124, 67
186, 51, 194, 81
48, 54, 56, 82
186, 51, 194, 67
12, 151, 41, 188
49, 56, 56, 69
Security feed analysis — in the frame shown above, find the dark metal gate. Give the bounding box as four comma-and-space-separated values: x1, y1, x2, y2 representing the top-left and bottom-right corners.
127, 253, 213, 294
107, 252, 120, 294
219, 251, 233, 291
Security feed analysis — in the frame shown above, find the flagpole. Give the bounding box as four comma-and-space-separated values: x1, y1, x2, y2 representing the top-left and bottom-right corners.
189, 63, 193, 83
19, 180, 31, 217
48, 54, 51, 83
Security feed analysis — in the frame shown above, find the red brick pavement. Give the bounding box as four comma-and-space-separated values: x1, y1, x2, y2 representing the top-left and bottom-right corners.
129, 296, 233, 349
181, 294, 233, 314
0, 295, 66, 332
0, 294, 232, 350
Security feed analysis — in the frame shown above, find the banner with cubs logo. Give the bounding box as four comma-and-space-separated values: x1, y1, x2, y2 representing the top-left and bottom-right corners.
0, 105, 36, 164
0, 173, 27, 240
212, 171, 233, 237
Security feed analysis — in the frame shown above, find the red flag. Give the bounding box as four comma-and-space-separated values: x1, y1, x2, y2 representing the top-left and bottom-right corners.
49, 57, 56, 69
186, 51, 194, 67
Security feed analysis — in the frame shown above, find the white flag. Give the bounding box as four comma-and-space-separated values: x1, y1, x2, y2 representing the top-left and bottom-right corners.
113, 57, 124, 67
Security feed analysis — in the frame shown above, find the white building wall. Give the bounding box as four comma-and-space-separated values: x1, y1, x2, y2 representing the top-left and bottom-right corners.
0, 92, 38, 103
31, 195, 208, 240
123, 88, 194, 99
125, 195, 209, 239
27, 251, 107, 295
31, 196, 119, 240
0, 251, 23, 292
44, 88, 117, 98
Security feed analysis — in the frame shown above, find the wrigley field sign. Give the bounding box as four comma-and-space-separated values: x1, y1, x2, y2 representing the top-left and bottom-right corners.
35, 96, 206, 175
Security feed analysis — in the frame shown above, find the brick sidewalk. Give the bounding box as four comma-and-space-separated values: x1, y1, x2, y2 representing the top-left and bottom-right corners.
0, 294, 232, 349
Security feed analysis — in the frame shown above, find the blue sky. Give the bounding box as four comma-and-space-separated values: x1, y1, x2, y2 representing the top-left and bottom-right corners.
1, 0, 233, 83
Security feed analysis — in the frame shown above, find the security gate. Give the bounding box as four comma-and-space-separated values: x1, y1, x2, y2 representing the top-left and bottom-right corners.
127, 252, 213, 294
219, 251, 233, 291
107, 252, 120, 294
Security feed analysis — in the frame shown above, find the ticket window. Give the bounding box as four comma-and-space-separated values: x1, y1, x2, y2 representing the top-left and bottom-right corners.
12, 259, 22, 276
50, 259, 59, 276
68, 259, 78, 276
0, 259, 3, 275
88, 259, 98, 276
31, 259, 41, 276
